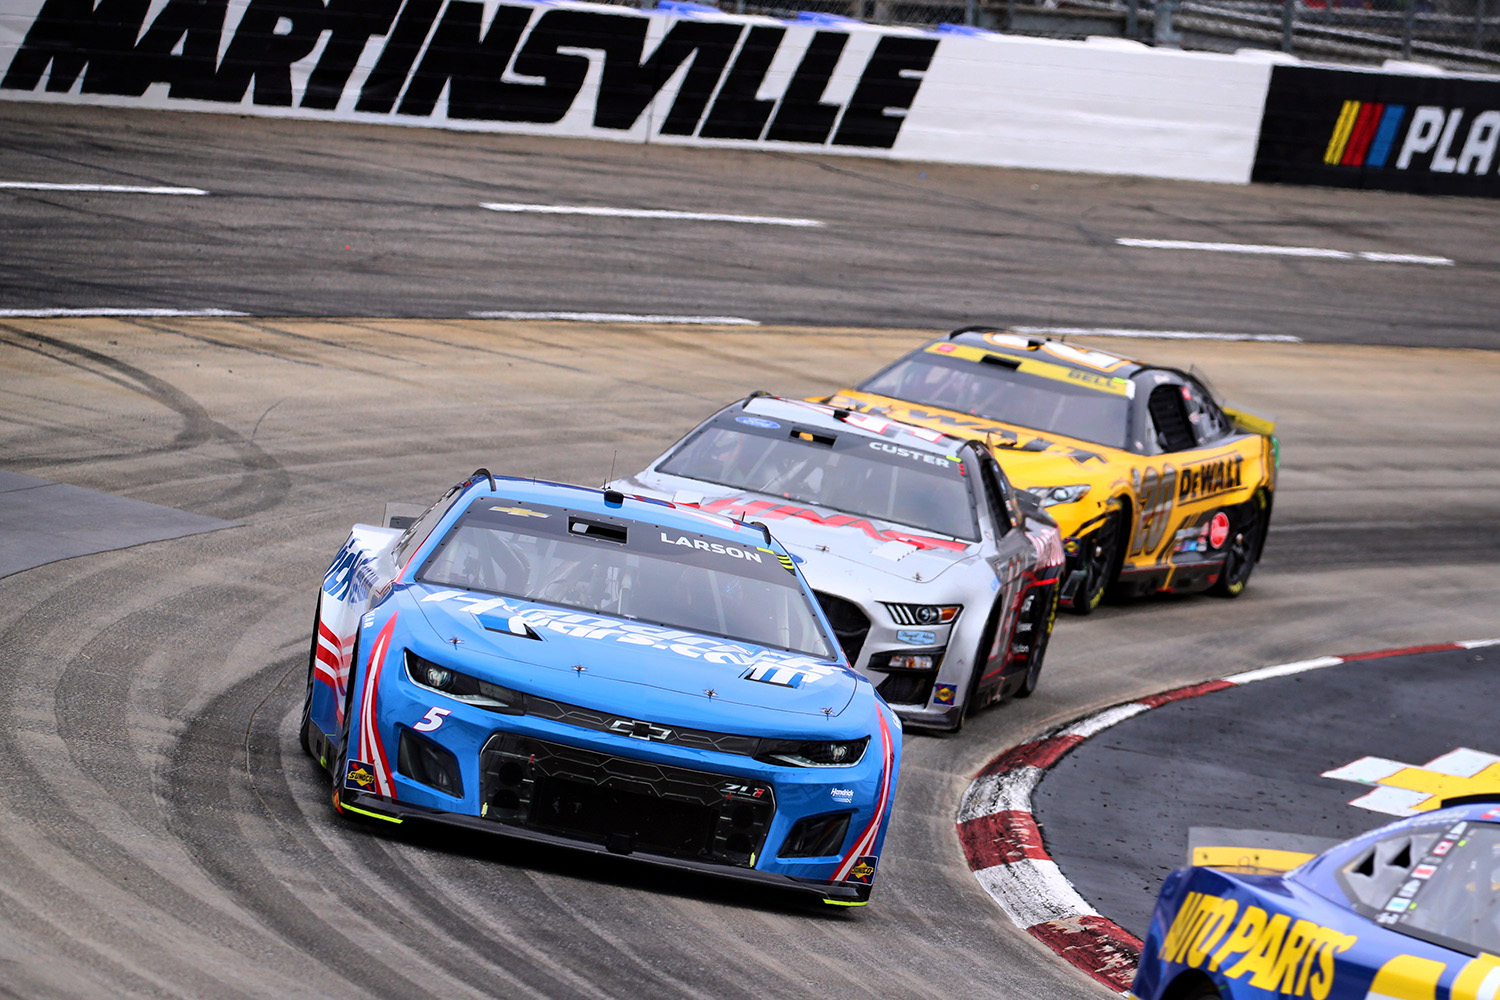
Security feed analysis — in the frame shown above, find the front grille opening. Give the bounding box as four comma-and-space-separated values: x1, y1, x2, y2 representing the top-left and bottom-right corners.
877, 672, 936, 705
397, 728, 464, 798
780, 812, 851, 858
814, 591, 870, 662
532, 778, 716, 858
479, 735, 774, 867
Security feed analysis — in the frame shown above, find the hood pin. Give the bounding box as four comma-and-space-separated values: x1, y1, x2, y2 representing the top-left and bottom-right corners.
704, 688, 716, 699
449, 637, 462, 646
573, 664, 586, 674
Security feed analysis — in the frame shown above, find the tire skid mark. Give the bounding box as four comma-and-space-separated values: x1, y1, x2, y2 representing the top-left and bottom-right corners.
0, 586, 276, 998
0, 327, 290, 520
165, 655, 476, 999
232, 319, 424, 367
326, 319, 721, 402
0, 850, 213, 999
250, 664, 577, 1000
175, 653, 621, 1000
125, 317, 324, 368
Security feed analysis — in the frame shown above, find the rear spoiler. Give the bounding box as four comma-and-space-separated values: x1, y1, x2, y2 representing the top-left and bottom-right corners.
1222, 405, 1276, 437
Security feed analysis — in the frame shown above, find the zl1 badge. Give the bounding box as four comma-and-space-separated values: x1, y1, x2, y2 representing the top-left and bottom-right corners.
344, 759, 378, 791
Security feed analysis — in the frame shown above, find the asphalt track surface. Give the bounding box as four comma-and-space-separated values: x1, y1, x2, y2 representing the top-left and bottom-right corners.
1033, 644, 1500, 940
1, 105, 1499, 999
5, 103, 1500, 348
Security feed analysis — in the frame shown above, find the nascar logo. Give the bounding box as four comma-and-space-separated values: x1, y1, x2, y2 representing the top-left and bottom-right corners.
1325, 100, 1500, 175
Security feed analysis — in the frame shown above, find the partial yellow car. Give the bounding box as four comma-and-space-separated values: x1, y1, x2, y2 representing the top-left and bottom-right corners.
819, 327, 1277, 613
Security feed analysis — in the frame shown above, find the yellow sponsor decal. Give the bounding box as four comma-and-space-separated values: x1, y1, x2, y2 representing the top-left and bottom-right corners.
1452, 954, 1500, 1000
1161, 892, 1356, 999
1363, 954, 1445, 1000
1190, 845, 1316, 875
491, 505, 549, 518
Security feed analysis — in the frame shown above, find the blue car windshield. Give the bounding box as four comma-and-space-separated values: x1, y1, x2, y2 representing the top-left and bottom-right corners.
657, 414, 979, 541
416, 500, 837, 660
1388, 820, 1500, 956
860, 351, 1132, 450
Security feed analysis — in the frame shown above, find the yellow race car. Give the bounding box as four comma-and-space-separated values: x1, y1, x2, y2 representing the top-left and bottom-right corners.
819, 327, 1277, 613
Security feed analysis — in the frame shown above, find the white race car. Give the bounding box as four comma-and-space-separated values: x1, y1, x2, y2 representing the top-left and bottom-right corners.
611, 395, 1065, 731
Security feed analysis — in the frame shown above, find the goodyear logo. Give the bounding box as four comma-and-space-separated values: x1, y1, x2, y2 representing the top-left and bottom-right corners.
1159, 891, 1356, 1000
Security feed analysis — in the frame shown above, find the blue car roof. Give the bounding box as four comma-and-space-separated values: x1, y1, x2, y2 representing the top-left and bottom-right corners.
476, 474, 775, 547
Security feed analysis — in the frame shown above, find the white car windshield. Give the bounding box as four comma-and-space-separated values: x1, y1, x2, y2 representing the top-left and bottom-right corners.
657, 413, 979, 541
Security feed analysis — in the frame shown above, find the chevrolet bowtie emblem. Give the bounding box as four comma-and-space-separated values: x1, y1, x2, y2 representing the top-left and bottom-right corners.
609, 718, 674, 741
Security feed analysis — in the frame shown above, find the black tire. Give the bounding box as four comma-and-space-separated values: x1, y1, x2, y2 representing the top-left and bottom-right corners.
1171, 976, 1223, 1000
298, 602, 321, 758
1067, 503, 1125, 616
1012, 585, 1060, 698
959, 602, 1004, 726
1210, 491, 1268, 598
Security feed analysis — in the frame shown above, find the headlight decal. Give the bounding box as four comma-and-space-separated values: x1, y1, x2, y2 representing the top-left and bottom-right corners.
405, 651, 525, 714
754, 737, 869, 768
884, 602, 961, 626
1028, 484, 1091, 508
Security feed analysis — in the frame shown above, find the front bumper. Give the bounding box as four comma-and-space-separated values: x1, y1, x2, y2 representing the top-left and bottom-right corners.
333, 784, 874, 903
346, 668, 892, 904
814, 591, 972, 730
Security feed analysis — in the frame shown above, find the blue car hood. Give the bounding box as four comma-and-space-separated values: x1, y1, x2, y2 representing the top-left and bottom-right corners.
404, 584, 859, 728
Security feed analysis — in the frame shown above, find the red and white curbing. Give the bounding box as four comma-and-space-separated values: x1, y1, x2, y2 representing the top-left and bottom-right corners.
956, 638, 1500, 995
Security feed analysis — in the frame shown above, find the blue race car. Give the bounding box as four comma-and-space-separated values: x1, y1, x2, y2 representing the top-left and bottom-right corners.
299, 470, 901, 905
1131, 799, 1500, 1000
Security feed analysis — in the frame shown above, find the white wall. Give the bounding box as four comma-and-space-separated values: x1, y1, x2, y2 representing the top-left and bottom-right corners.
0, 0, 1272, 183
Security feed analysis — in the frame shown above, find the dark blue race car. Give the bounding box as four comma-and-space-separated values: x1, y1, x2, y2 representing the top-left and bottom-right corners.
1131, 799, 1500, 1000
299, 471, 900, 905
